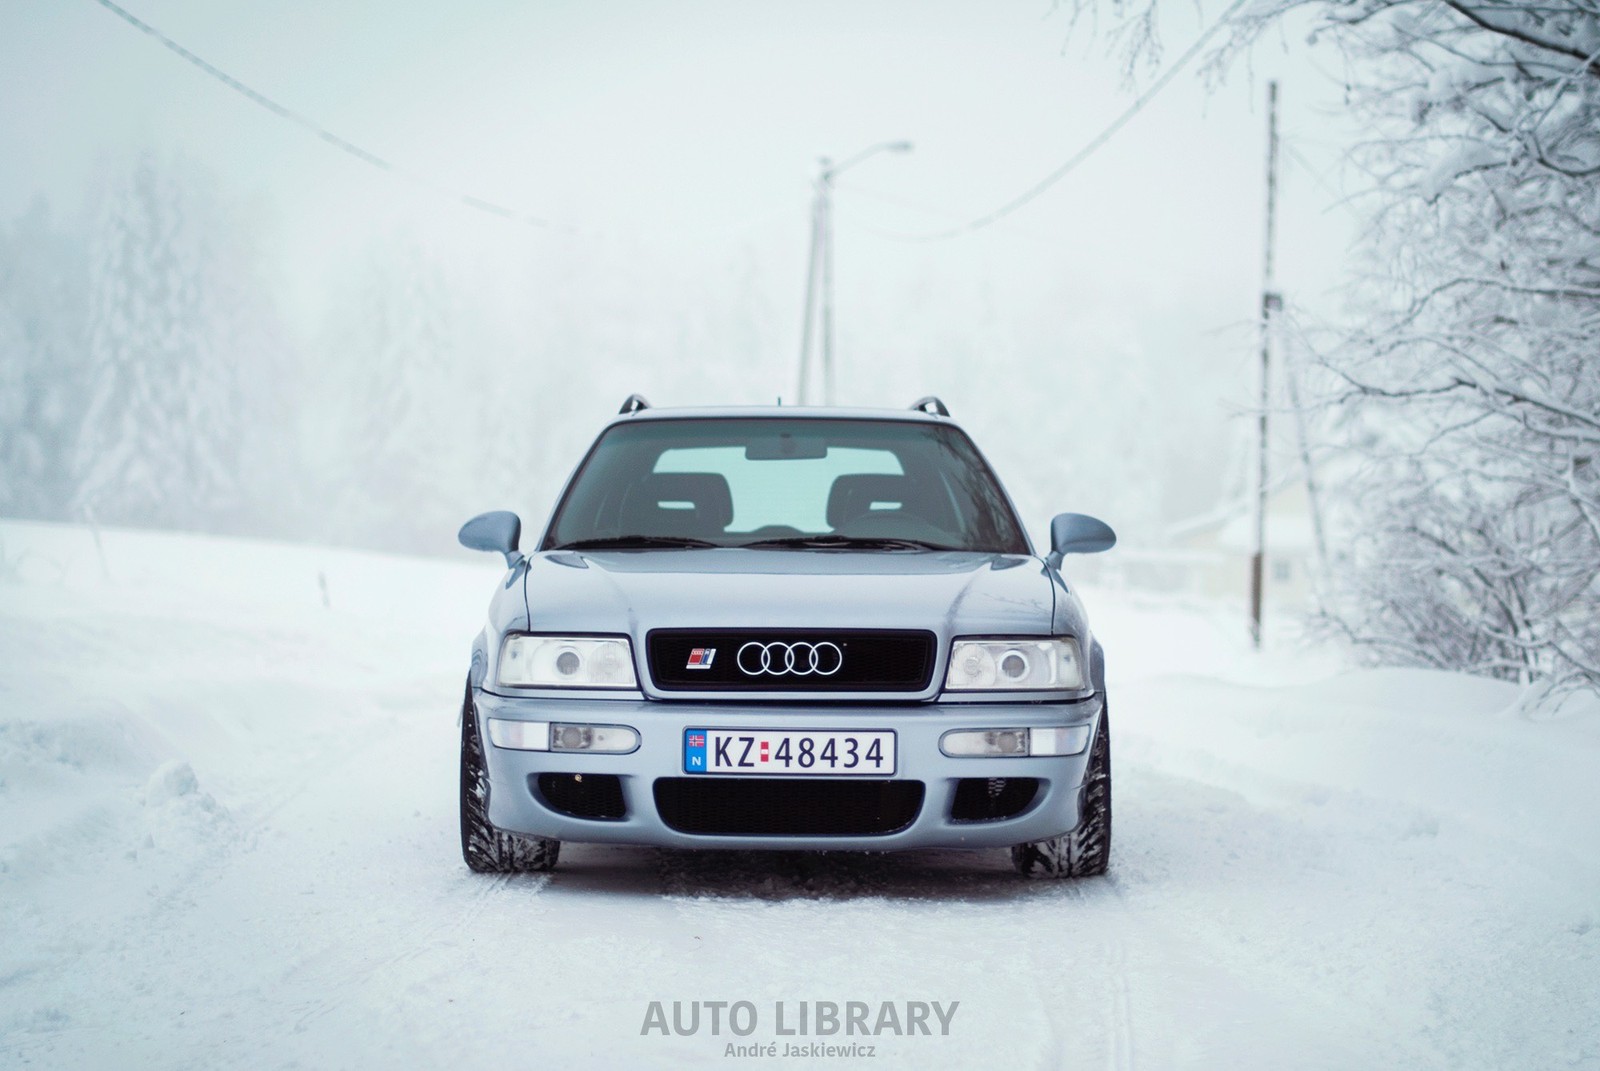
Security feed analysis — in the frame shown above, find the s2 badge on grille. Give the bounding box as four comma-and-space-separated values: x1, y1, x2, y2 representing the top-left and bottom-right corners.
685, 647, 717, 670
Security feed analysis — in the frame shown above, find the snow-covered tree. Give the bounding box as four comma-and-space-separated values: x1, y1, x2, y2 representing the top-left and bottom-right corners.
309, 233, 476, 553
1302, 2, 1598, 690
1070, 1, 1600, 691
75, 151, 285, 532
0, 198, 89, 520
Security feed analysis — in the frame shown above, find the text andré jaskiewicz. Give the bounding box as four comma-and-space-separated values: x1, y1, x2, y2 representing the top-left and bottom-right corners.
641, 1000, 959, 1057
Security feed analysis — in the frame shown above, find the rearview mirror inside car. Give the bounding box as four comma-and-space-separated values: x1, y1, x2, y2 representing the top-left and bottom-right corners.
744, 433, 830, 460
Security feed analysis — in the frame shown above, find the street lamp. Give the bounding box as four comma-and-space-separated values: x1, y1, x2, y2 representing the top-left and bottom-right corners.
795, 140, 914, 405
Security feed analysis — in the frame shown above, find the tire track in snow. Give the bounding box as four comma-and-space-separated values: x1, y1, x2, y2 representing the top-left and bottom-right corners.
1100, 876, 1137, 1071
284, 869, 541, 1034
256, 705, 552, 1032
1099, 754, 1451, 1070
1017, 877, 1137, 1071
1070, 881, 1135, 1071
137, 698, 552, 1058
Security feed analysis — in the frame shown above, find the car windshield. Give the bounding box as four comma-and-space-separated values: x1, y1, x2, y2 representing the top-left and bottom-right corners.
543, 418, 1030, 554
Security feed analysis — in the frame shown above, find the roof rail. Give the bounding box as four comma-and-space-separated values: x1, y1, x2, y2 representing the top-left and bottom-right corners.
618, 394, 651, 415
909, 396, 949, 417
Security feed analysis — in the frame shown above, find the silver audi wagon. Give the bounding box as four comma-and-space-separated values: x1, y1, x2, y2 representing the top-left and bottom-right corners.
456, 396, 1116, 877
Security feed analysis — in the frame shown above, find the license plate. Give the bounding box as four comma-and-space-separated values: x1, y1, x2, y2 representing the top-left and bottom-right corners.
683, 728, 896, 776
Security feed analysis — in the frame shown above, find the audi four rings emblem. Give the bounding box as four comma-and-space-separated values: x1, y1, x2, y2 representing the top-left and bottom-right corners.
736, 640, 845, 677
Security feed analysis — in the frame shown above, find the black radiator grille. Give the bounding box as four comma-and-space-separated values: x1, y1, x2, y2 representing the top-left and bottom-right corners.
647, 629, 936, 692
653, 778, 924, 836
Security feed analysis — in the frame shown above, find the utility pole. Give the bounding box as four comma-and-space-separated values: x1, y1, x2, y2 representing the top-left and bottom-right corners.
795, 170, 826, 405
795, 141, 912, 405
819, 163, 838, 405
1250, 80, 1281, 649
796, 158, 837, 405
1282, 325, 1331, 589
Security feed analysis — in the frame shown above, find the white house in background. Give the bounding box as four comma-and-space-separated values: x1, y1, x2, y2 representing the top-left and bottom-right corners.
1067, 477, 1323, 613
1181, 478, 1320, 610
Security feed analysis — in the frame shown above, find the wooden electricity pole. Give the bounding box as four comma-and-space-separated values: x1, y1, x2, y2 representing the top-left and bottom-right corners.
1250, 80, 1281, 649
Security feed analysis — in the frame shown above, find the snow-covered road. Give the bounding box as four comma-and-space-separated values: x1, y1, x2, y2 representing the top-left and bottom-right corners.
2, 522, 1596, 1069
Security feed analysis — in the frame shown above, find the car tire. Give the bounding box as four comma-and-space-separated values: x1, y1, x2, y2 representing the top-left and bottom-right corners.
460, 677, 560, 873
1011, 703, 1111, 878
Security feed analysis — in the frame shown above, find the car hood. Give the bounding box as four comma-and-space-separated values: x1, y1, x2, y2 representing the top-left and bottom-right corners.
520, 548, 1054, 637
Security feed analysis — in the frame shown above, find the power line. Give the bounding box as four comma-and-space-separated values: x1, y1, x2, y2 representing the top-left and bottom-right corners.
880, 0, 1251, 243
1281, 138, 1364, 215
832, 182, 1063, 249
87, 0, 554, 228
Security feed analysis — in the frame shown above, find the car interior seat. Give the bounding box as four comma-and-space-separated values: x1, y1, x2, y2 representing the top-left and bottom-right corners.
826, 474, 927, 531
619, 472, 734, 539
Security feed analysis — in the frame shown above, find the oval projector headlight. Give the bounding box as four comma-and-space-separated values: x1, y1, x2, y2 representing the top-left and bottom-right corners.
944, 638, 1084, 691
498, 635, 638, 689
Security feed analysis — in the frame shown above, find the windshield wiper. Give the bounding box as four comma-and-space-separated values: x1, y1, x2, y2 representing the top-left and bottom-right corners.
737, 535, 954, 551
555, 535, 720, 550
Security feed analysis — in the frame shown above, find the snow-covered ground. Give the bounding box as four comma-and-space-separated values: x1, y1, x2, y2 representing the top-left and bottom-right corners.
2, 520, 1597, 1069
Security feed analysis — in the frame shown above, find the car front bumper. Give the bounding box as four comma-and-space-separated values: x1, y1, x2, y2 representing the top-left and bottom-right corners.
473, 689, 1103, 851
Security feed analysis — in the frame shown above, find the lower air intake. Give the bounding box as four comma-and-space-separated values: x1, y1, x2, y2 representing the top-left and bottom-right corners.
949, 777, 1039, 822
653, 778, 924, 836
535, 773, 627, 820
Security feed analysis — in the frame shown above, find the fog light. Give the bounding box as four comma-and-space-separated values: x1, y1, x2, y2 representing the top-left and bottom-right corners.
939, 725, 1093, 758
1029, 725, 1092, 756
486, 718, 550, 751
550, 722, 639, 754
940, 729, 1030, 757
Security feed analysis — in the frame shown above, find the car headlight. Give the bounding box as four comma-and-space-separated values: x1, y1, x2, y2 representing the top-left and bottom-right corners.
944, 637, 1084, 691
497, 635, 638, 689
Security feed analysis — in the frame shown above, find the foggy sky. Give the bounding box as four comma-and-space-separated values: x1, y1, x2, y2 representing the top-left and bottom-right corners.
3, 2, 1354, 315
1, 0, 1362, 537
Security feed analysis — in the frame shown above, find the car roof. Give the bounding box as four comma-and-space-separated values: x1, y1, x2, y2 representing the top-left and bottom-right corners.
608, 405, 952, 427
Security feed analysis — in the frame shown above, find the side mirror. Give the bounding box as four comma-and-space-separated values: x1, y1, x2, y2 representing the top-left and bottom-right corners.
459, 511, 523, 567
1047, 512, 1116, 568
